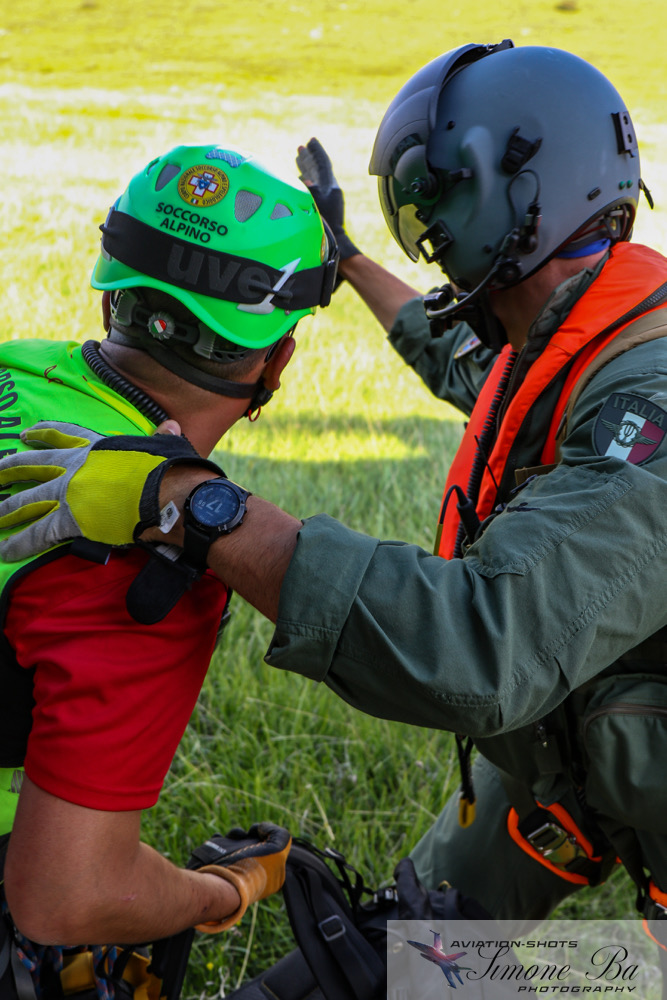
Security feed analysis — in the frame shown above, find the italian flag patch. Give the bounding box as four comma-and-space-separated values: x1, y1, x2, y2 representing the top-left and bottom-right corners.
593, 392, 667, 464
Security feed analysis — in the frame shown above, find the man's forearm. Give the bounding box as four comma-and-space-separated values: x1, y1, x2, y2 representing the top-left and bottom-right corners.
209, 495, 300, 621
9, 842, 241, 945
5, 776, 242, 944
150, 468, 301, 622
338, 253, 422, 333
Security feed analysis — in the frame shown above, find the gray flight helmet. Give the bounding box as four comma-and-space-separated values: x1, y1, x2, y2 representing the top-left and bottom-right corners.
370, 42, 646, 291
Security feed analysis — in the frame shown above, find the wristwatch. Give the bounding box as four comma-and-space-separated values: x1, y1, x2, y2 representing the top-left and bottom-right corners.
182, 477, 252, 572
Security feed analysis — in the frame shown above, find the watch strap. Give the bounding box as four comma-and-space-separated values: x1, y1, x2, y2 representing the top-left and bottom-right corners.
182, 520, 215, 573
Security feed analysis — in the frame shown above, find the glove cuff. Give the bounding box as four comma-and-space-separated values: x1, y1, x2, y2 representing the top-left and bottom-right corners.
137, 455, 224, 536
194, 858, 267, 933
336, 232, 361, 261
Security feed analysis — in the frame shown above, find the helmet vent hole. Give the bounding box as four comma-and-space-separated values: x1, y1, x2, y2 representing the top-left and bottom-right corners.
270, 203, 293, 220
155, 164, 181, 191
235, 190, 262, 221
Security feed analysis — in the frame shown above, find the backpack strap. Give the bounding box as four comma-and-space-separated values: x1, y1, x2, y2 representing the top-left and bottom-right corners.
282, 842, 387, 1000
149, 929, 194, 1000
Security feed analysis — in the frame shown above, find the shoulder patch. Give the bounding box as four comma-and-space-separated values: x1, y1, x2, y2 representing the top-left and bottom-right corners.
593, 392, 667, 464
453, 333, 482, 360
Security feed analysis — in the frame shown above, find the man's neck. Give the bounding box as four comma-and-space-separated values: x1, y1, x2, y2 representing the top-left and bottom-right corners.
490, 250, 609, 351
98, 340, 234, 457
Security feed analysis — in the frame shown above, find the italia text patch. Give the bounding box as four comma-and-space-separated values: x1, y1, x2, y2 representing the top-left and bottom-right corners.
593, 392, 667, 464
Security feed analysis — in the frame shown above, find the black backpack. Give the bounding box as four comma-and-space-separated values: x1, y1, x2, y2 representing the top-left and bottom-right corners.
224, 839, 494, 1000
151, 838, 396, 1000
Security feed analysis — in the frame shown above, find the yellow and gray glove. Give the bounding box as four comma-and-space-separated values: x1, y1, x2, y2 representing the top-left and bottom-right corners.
188, 822, 292, 933
0, 421, 223, 562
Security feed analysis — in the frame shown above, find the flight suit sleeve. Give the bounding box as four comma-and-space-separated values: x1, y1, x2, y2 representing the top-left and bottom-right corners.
265, 341, 667, 737
388, 295, 497, 415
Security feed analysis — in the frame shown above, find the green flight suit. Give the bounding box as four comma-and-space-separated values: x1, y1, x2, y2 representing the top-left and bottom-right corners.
264, 253, 667, 920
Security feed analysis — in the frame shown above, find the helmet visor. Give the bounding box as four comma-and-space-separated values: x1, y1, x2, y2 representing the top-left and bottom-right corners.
378, 176, 425, 262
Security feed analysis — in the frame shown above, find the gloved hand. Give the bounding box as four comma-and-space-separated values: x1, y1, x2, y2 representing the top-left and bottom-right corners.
0, 421, 223, 562
296, 137, 360, 261
188, 822, 292, 933
394, 857, 493, 921
394, 857, 438, 919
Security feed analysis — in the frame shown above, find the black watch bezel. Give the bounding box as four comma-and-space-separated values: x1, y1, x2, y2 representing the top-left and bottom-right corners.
182, 477, 251, 571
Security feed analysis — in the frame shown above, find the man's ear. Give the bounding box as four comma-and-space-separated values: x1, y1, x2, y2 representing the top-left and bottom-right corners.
262, 334, 296, 392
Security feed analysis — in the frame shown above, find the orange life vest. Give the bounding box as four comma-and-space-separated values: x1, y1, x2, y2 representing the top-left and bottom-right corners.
436, 242, 667, 559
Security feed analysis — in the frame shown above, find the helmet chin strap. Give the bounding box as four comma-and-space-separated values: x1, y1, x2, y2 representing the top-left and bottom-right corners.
425, 284, 508, 353
107, 324, 273, 417
418, 216, 533, 352
423, 255, 512, 352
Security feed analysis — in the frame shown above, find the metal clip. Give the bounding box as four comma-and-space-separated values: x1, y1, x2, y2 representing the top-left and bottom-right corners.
527, 821, 583, 869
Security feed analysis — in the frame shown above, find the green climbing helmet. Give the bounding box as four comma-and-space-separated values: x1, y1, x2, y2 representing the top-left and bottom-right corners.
92, 144, 338, 350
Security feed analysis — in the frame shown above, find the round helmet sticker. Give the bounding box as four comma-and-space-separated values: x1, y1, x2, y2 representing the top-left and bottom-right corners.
177, 165, 229, 208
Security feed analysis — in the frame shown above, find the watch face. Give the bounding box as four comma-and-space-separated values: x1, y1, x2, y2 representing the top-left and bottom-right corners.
191, 481, 241, 528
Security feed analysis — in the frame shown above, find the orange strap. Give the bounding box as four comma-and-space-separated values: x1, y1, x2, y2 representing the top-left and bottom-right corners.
542, 303, 667, 466
507, 802, 603, 886
436, 344, 515, 558
437, 244, 667, 557
650, 880, 667, 908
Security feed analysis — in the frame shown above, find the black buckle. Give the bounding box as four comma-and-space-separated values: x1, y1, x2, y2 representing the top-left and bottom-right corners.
612, 111, 638, 157
318, 915, 346, 942
501, 128, 542, 174
320, 252, 340, 308
70, 537, 113, 565
319, 219, 341, 307
416, 220, 454, 263
645, 898, 667, 921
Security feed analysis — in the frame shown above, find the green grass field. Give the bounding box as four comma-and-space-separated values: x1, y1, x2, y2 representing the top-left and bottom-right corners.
2, 1, 667, 995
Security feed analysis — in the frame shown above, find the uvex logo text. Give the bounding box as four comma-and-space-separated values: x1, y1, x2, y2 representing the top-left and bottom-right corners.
167, 244, 291, 303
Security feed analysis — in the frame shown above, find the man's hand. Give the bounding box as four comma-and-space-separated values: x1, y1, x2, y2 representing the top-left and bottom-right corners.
296, 137, 360, 261
189, 822, 292, 932
0, 421, 223, 561
0, 421, 301, 622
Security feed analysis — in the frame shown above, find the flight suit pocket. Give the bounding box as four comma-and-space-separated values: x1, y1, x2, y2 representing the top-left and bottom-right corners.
465, 467, 631, 578
582, 675, 667, 833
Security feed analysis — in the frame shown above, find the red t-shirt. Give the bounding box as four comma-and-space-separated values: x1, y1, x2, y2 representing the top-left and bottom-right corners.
4, 548, 228, 811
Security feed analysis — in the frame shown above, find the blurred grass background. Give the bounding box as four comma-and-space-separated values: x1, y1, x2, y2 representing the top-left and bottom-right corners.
1, 1, 666, 995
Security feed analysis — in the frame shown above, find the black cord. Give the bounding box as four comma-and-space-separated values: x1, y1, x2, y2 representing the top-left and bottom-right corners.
452, 349, 517, 557
443, 485, 482, 542
506, 168, 541, 228
455, 734, 475, 805
81, 341, 169, 425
